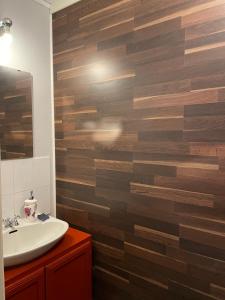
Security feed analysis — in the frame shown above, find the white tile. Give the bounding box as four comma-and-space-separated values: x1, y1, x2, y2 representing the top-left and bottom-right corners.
14, 190, 31, 218
13, 159, 33, 192
34, 185, 51, 214
32, 156, 50, 188
2, 194, 14, 219
1, 161, 14, 195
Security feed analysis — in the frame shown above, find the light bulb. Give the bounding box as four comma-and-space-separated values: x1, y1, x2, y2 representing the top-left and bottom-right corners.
0, 33, 13, 65
0, 32, 13, 47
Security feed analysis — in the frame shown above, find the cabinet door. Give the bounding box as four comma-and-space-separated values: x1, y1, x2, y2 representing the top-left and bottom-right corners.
46, 241, 92, 300
5, 268, 45, 300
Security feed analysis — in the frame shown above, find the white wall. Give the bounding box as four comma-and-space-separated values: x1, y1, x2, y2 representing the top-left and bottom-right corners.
0, 186, 4, 300
0, 0, 56, 215
0, 0, 55, 299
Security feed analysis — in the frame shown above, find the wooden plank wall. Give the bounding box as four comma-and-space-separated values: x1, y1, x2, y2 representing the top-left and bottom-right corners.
0, 67, 33, 159
53, 0, 225, 299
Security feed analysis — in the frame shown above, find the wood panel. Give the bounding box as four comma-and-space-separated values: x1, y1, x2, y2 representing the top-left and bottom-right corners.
53, 1, 225, 299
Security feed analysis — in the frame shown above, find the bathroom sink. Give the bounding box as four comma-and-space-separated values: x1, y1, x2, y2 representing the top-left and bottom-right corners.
3, 217, 69, 267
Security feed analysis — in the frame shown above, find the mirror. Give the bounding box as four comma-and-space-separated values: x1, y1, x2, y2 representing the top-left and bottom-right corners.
0, 66, 33, 160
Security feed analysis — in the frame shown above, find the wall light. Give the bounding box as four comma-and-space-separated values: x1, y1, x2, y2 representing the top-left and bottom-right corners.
0, 18, 13, 65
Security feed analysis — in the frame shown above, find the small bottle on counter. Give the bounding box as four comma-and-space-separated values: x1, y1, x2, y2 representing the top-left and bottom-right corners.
24, 191, 37, 222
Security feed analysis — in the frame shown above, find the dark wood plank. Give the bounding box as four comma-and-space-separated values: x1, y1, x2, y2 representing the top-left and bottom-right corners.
53, 0, 225, 299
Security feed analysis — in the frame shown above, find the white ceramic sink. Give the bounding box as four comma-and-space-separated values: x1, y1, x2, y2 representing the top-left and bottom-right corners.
3, 217, 69, 267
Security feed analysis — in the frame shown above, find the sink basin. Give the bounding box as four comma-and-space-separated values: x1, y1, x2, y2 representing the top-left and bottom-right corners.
3, 217, 69, 267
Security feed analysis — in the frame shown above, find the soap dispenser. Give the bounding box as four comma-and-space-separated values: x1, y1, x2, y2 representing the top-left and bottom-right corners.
24, 191, 37, 222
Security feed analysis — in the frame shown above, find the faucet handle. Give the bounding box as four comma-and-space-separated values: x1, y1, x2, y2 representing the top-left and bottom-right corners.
3, 217, 12, 228
3, 217, 10, 223
2, 216, 20, 228
13, 215, 20, 226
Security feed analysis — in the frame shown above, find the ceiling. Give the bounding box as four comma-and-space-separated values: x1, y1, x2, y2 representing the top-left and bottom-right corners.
51, 0, 80, 12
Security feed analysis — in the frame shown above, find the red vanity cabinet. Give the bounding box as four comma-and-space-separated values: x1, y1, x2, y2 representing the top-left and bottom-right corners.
46, 242, 92, 300
5, 269, 45, 300
4, 228, 92, 300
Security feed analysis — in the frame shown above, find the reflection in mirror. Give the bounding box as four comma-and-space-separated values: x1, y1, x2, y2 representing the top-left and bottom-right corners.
0, 66, 33, 159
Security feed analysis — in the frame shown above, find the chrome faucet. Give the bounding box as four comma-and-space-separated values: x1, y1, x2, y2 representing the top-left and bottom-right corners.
3, 215, 20, 229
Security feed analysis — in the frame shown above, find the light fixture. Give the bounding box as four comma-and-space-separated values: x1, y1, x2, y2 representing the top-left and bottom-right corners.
0, 18, 13, 65
0, 18, 13, 45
